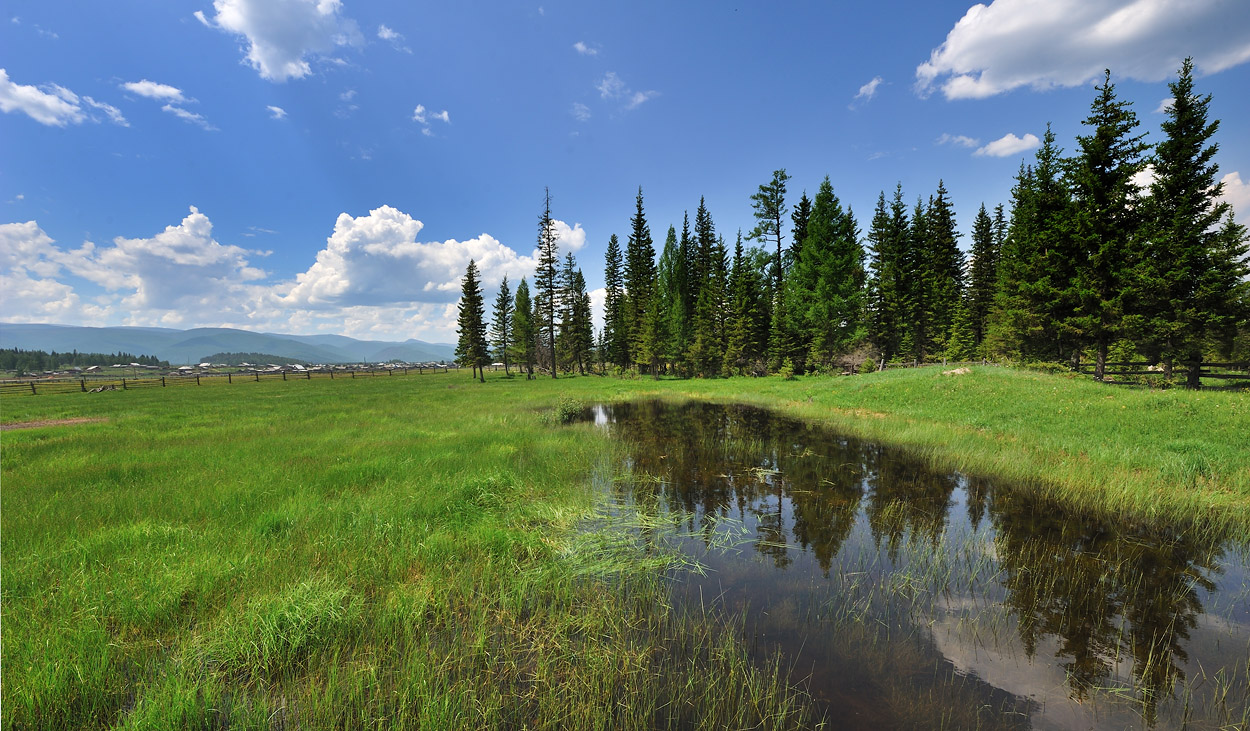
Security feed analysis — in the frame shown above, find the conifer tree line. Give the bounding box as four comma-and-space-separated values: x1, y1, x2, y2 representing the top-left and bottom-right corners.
458, 60, 1247, 387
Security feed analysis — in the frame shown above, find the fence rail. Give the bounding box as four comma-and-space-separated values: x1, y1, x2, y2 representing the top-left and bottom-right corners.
1074, 360, 1250, 381
0, 366, 452, 397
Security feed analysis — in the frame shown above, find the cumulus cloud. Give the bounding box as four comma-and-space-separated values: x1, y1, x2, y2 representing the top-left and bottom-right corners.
1, 69, 126, 127
1154, 97, 1175, 114
267, 105, 287, 119
202, 0, 363, 82
573, 41, 598, 56
412, 104, 450, 134
282, 206, 582, 309
1, 206, 586, 341
974, 132, 1040, 157
917, 0, 1250, 100
937, 133, 980, 148
1220, 171, 1250, 225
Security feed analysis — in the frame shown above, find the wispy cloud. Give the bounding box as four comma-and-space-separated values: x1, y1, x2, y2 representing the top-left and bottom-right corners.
413, 103, 450, 135
855, 76, 884, 101
0, 69, 126, 127
377, 24, 411, 53
571, 102, 591, 122
937, 133, 980, 148
573, 41, 598, 56
267, 105, 287, 119
595, 71, 657, 111
161, 103, 218, 131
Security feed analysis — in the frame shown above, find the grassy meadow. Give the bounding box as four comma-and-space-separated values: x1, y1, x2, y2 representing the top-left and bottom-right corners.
2, 366, 1247, 729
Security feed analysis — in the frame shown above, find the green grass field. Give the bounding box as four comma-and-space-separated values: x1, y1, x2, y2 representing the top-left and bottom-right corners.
2, 366, 1247, 729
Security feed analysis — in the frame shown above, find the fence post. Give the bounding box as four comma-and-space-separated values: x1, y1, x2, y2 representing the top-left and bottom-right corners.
81, 379, 87, 392
122, 378, 127, 390
306, 371, 311, 380
196, 375, 200, 385
255, 372, 259, 382
228, 373, 232, 384
30, 382, 37, 395
330, 370, 334, 380
282, 371, 287, 381
351, 370, 355, 379
161, 377, 166, 387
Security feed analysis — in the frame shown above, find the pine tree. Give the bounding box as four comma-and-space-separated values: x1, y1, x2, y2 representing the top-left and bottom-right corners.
491, 275, 512, 375
535, 188, 560, 378
944, 294, 977, 361
1070, 70, 1150, 380
455, 259, 488, 383
867, 186, 910, 362
602, 234, 628, 369
689, 197, 724, 376
1142, 58, 1249, 387
511, 278, 535, 379
749, 169, 791, 293
623, 187, 657, 371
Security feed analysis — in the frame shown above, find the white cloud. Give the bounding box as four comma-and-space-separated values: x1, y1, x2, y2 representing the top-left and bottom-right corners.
974, 132, 1040, 157
161, 103, 218, 131
937, 133, 980, 148
84, 97, 128, 126
267, 104, 287, 119
1154, 97, 1175, 114
193, 10, 211, 27
0, 68, 84, 126
573, 41, 598, 56
377, 23, 411, 53
1131, 163, 1157, 191
1220, 171, 1250, 226
596, 71, 625, 99
122, 79, 187, 104
916, 0, 1250, 100
204, 0, 363, 82
595, 72, 657, 111
855, 76, 884, 101
412, 104, 449, 134
571, 102, 591, 122
340, 89, 356, 102
0, 70, 126, 127
1, 206, 587, 341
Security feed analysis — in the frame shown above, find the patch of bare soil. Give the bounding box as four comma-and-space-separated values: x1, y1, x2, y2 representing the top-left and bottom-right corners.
1, 417, 106, 432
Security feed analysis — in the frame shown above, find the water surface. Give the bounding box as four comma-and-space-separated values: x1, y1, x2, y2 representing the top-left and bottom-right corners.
588, 400, 1249, 730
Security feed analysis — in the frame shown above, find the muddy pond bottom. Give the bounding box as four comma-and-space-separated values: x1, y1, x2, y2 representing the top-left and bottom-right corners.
585, 400, 1250, 731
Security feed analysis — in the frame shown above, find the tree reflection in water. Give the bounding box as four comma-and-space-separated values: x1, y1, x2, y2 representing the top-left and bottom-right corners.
593, 400, 1240, 729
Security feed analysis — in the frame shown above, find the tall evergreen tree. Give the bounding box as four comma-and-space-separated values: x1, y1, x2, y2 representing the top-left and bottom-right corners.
623, 187, 657, 371
535, 188, 560, 378
967, 204, 999, 352
491, 275, 512, 375
791, 177, 866, 368
455, 259, 488, 383
602, 233, 628, 369
790, 190, 812, 269
1070, 70, 1150, 380
749, 169, 791, 295
511, 277, 535, 379
867, 186, 910, 362
655, 225, 685, 372
1142, 58, 1249, 387
689, 197, 724, 376
558, 255, 594, 375
924, 180, 965, 356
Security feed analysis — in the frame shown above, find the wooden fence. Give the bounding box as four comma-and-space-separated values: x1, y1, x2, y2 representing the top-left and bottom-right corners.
0, 366, 452, 397
1074, 360, 1250, 382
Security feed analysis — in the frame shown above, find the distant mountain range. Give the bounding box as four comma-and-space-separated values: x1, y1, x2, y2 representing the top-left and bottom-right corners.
0, 323, 456, 365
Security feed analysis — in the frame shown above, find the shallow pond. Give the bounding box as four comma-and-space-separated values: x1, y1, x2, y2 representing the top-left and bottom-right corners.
587, 400, 1249, 730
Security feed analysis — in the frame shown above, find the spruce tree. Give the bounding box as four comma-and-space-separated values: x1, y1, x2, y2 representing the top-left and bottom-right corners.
790, 190, 811, 269
655, 225, 684, 373
511, 277, 535, 379
791, 177, 865, 368
924, 181, 965, 356
690, 197, 724, 376
967, 204, 999, 353
455, 259, 488, 383
491, 275, 512, 375
623, 187, 656, 371
1070, 70, 1150, 380
602, 234, 628, 369
1142, 58, 1249, 387
867, 187, 910, 362
535, 188, 560, 378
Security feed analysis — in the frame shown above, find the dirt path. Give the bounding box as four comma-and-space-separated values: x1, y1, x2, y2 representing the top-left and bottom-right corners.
1, 417, 107, 432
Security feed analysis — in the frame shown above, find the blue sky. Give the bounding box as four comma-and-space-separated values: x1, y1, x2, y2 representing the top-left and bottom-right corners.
3, 0, 1248, 343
